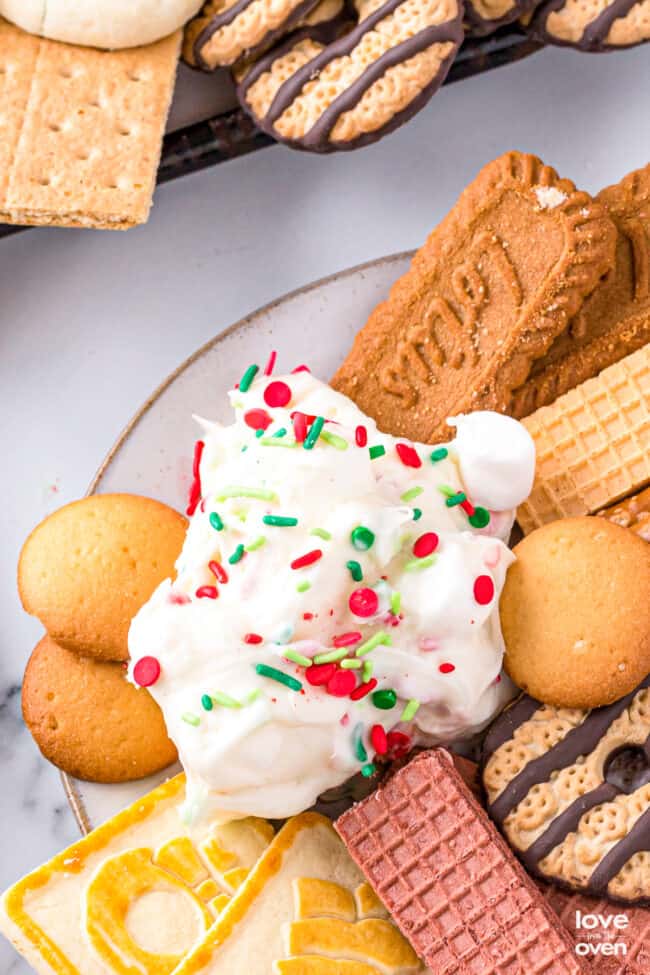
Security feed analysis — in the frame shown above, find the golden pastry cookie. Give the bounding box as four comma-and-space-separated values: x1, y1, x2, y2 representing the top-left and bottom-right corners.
500, 517, 650, 709
18, 493, 187, 662
22, 636, 178, 783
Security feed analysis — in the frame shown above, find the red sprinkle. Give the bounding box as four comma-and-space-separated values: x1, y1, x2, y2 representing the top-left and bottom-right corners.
291, 549, 322, 570
196, 585, 218, 599
292, 411, 308, 443
370, 723, 388, 755
186, 439, 205, 516
349, 587, 379, 618
244, 633, 263, 645
474, 574, 495, 605
460, 498, 476, 516
386, 730, 411, 758
264, 381, 292, 408
292, 364, 311, 373
133, 656, 161, 687
326, 670, 357, 697
350, 678, 377, 701
332, 631, 363, 648
263, 350, 277, 375
168, 590, 191, 605
244, 408, 272, 431
303, 612, 314, 621
439, 662, 456, 674
412, 532, 439, 558
209, 560, 229, 585
395, 443, 422, 468
306, 662, 337, 686
355, 425, 368, 447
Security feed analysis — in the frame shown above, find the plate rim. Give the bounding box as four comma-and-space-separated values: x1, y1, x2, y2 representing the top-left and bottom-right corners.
61, 248, 414, 834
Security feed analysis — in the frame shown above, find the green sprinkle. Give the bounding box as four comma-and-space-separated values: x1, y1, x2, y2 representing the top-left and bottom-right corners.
321, 430, 349, 450
313, 647, 350, 665
211, 691, 241, 709
356, 631, 391, 658
259, 437, 298, 448
361, 763, 376, 778
217, 486, 278, 502
246, 688, 262, 705
412, 507, 422, 521
296, 581, 311, 593
353, 723, 368, 762
303, 416, 325, 450
246, 536, 267, 551
350, 525, 375, 551
437, 484, 455, 498
263, 515, 298, 526
239, 364, 259, 393
346, 560, 363, 582
255, 429, 265, 438
362, 660, 374, 682
201, 694, 213, 712
283, 648, 312, 667
182, 712, 201, 727
369, 445, 386, 460
401, 486, 423, 502
372, 689, 397, 710
390, 591, 402, 615
469, 507, 491, 529
209, 511, 224, 532
404, 555, 436, 571
445, 492, 467, 508
228, 544, 245, 564
401, 699, 420, 722
430, 447, 449, 462
235, 509, 248, 522
272, 427, 287, 438
310, 527, 332, 540
255, 663, 302, 692
241, 446, 248, 453
340, 658, 362, 669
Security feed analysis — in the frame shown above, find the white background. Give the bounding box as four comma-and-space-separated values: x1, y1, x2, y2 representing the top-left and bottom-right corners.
1, 44, 649, 973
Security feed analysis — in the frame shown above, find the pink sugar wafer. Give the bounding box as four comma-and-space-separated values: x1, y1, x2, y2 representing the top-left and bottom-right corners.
336, 748, 588, 974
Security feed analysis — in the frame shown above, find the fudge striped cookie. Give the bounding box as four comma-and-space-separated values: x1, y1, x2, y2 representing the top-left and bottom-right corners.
532, 0, 650, 50
464, 0, 540, 36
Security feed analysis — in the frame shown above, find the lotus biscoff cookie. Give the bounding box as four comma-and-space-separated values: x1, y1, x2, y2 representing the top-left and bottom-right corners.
532, 0, 650, 51
500, 518, 650, 709
332, 152, 617, 442
511, 163, 650, 418
0, 774, 274, 975
173, 812, 432, 974
18, 494, 187, 662
482, 678, 650, 904
22, 636, 178, 783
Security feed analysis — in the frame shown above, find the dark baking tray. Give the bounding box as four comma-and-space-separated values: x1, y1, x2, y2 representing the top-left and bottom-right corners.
0, 27, 541, 239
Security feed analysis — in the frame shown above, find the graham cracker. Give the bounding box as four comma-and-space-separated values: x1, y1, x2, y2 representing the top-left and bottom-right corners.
517, 343, 650, 534
332, 151, 617, 443
0, 19, 180, 230
511, 163, 650, 417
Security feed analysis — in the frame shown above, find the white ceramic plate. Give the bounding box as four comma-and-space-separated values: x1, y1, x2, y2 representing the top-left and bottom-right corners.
65, 251, 412, 833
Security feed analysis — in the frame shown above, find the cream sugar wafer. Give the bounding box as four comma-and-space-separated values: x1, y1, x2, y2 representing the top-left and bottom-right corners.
0, 774, 273, 975
517, 343, 650, 535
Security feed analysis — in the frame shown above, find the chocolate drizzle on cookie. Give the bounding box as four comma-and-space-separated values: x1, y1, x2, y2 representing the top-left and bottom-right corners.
533, 0, 645, 51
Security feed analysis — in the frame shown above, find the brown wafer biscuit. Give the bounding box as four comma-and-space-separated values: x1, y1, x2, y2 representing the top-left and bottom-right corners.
336, 748, 588, 974
511, 164, 650, 418
22, 636, 178, 783
0, 20, 179, 230
333, 152, 617, 443
598, 485, 650, 542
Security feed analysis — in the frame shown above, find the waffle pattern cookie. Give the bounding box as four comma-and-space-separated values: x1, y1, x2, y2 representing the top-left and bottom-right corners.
517, 344, 650, 534
0, 774, 274, 975
512, 164, 650, 418
337, 749, 588, 974
532, 0, 650, 50
333, 152, 617, 442
234, 0, 464, 152
598, 485, 650, 542
482, 680, 650, 905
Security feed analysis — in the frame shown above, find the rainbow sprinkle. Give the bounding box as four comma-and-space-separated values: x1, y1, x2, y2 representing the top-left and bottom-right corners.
217, 486, 278, 502
355, 631, 391, 657
255, 663, 302, 692
182, 712, 201, 727
401, 486, 423, 502
430, 447, 448, 462
246, 536, 267, 551
303, 416, 325, 450
283, 648, 312, 667
209, 511, 224, 531
239, 364, 259, 393
263, 515, 298, 526
369, 445, 386, 460
404, 555, 436, 571
321, 430, 348, 450
401, 699, 420, 722
228, 544, 245, 564
346, 560, 363, 582
310, 527, 332, 540
211, 691, 241, 709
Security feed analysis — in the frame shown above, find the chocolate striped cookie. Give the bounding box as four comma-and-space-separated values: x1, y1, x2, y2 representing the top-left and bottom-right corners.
532, 0, 650, 51
235, 0, 464, 152
482, 679, 650, 904
464, 0, 539, 36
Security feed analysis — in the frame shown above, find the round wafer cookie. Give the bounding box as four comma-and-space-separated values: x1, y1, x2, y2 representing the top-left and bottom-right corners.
532, 0, 650, 50
18, 494, 187, 663
22, 636, 178, 783
482, 679, 650, 904
235, 0, 464, 152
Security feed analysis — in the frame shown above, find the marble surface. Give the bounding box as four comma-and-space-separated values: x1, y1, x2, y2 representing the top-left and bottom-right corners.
1, 42, 649, 974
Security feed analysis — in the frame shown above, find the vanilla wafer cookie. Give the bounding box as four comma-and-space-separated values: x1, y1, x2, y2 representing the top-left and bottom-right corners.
235, 0, 464, 152
333, 152, 617, 442
0, 19, 179, 229
517, 344, 650, 534
532, 0, 650, 49
0, 774, 274, 975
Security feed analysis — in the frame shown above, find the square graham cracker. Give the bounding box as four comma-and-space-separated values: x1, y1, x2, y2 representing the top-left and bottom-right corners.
0, 19, 180, 230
